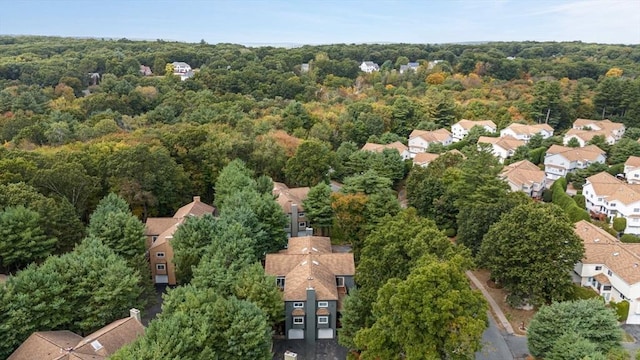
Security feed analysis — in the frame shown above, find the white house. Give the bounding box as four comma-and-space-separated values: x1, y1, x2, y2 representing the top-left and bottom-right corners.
399, 62, 420, 74
451, 119, 497, 142
573, 220, 640, 324
583, 172, 640, 235
360, 61, 380, 73
499, 160, 546, 198
543, 145, 606, 181
408, 128, 452, 155
171, 62, 192, 73
500, 123, 554, 143
564, 119, 626, 147
625, 156, 640, 184
361, 141, 411, 160
477, 135, 525, 163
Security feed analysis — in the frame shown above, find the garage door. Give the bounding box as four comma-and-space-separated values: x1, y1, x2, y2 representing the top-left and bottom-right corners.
318, 329, 334, 339
288, 329, 304, 340
155, 275, 169, 284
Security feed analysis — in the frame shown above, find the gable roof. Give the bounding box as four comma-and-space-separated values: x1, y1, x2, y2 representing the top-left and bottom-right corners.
413, 152, 440, 165
149, 219, 183, 250
575, 220, 640, 285
173, 196, 215, 218
626, 156, 640, 168
478, 135, 525, 151
144, 217, 181, 236
546, 144, 606, 162
564, 128, 612, 143
273, 182, 310, 213
265, 236, 355, 301
409, 128, 452, 142
503, 123, 553, 135
501, 160, 545, 187
454, 119, 497, 131
586, 172, 640, 205
573, 118, 624, 132
9, 315, 143, 360
361, 141, 408, 154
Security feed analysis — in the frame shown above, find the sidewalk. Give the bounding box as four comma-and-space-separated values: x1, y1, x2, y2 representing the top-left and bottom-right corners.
466, 270, 515, 335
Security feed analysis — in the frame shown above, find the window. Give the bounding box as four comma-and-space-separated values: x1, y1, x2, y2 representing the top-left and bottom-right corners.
276, 277, 285, 289
293, 316, 304, 325
635, 208, 640, 213
603, 285, 612, 291
608, 270, 613, 276
611, 203, 616, 207
299, 222, 306, 228
595, 266, 602, 271
298, 212, 305, 218
293, 302, 304, 308
318, 301, 329, 308
151, 236, 158, 242
336, 277, 345, 287
156, 264, 166, 271
317, 316, 329, 324
156, 252, 165, 258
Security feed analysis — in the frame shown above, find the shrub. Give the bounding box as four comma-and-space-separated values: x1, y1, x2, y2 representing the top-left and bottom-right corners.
444, 228, 456, 237
573, 194, 586, 209
610, 300, 630, 322
621, 234, 640, 243
571, 285, 600, 300
542, 189, 553, 203
613, 217, 627, 233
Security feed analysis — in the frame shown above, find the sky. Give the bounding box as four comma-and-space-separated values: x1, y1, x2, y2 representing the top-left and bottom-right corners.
0, 0, 639, 46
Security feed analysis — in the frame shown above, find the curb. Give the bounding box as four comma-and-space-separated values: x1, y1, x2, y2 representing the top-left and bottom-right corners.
466, 270, 515, 335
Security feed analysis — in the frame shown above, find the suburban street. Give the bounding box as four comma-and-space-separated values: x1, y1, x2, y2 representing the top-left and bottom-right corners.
476, 315, 529, 360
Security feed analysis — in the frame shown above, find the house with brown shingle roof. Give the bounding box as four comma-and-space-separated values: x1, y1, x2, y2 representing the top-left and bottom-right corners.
265, 236, 355, 343
500, 160, 546, 198
564, 119, 625, 147
273, 182, 311, 238
477, 135, 525, 163
408, 128, 453, 155
625, 156, 640, 184
500, 123, 554, 143
573, 220, 640, 323
543, 144, 606, 181
361, 141, 411, 160
583, 172, 640, 235
145, 196, 215, 285
9, 309, 144, 360
451, 119, 497, 142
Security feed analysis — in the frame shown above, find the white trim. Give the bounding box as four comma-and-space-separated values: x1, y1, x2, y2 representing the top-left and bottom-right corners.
293, 302, 304, 308
156, 264, 166, 271
156, 252, 165, 258
317, 316, 329, 324
318, 301, 329, 308
293, 316, 304, 325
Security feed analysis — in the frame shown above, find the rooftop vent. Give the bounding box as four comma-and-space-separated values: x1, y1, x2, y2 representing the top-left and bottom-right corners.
301, 261, 307, 266
613, 252, 620, 256
312, 260, 319, 265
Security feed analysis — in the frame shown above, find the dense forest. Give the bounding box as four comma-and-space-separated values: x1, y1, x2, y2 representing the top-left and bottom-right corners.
1, 36, 639, 359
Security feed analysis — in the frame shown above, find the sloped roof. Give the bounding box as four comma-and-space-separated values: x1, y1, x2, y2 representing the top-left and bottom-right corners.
273, 182, 310, 214
149, 219, 183, 250
564, 128, 611, 143
409, 128, 452, 142
573, 118, 624, 132
265, 236, 355, 301
575, 220, 640, 285
478, 135, 525, 151
454, 119, 497, 131
625, 156, 640, 168
546, 144, 606, 162
503, 123, 553, 135
8, 315, 144, 360
144, 217, 181, 236
586, 172, 640, 205
413, 152, 440, 165
173, 196, 215, 218
501, 160, 545, 187
361, 141, 408, 154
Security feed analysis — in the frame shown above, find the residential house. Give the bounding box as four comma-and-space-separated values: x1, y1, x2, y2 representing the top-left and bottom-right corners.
9, 309, 144, 360
625, 156, 640, 184
477, 135, 525, 163
408, 128, 453, 156
412, 149, 465, 168
274, 182, 311, 238
361, 141, 411, 160
500, 160, 546, 198
583, 172, 640, 235
399, 62, 420, 74
359, 61, 380, 73
500, 123, 554, 143
543, 145, 606, 181
145, 196, 215, 285
300, 63, 310, 73
427, 60, 443, 70
451, 119, 497, 142
171, 61, 194, 81
573, 220, 640, 324
139, 65, 152, 76
265, 236, 355, 343
563, 119, 625, 147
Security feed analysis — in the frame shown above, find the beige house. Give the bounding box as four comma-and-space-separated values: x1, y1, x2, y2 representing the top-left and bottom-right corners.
583, 172, 640, 235
564, 119, 625, 147
408, 128, 453, 156
9, 309, 144, 360
451, 119, 497, 142
361, 141, 411, 160
265, 236, 355, 343
477, 135, 525, 163
543, 145, 606, 181
500, 123, 554, 143
145, 196, 215, 285
500, 160, 546, 198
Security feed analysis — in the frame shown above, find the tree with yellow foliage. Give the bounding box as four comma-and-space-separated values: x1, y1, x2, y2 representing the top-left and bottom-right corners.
605, 67, 623, 77
426, 72, 446, 85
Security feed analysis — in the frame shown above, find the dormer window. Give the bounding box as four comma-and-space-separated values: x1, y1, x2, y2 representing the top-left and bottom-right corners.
276, 277, 285, 289
152, 236, 158, 242
336, 277, 345, 287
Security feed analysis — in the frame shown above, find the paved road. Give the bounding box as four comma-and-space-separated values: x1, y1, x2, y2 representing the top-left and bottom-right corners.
476, 314, 529, 360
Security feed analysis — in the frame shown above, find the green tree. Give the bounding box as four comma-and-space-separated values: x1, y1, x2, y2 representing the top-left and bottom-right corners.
112, 286, 272, 360
285, 139, 333, 187
613, 217, 627, 234
302, 182, 334, 235
171, 214, 218, 284
479, 202, 584, 306
567, 137, 581, 147
0, 206, 57, 272
355, 256, 487, 360
214, 159, 256, 209
527, 298, 622, 359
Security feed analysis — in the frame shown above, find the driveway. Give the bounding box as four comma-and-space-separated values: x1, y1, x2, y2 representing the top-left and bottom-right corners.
476, 314, 529, 360
272, 339, 348, 360
142, 284, 170, 326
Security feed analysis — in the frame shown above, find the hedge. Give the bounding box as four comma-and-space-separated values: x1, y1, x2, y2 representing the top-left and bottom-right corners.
551, 178, 590, 223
